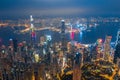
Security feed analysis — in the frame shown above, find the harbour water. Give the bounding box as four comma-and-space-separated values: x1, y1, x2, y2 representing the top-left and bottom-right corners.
0, 22, 120, 45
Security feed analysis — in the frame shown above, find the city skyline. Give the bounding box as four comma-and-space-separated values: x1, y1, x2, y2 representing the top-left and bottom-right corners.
0, 1, 120, 80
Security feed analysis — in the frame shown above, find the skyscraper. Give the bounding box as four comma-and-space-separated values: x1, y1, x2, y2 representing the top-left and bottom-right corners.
114, 30, 120, 64
30, 15, 36, 45
61, 20, 66, 51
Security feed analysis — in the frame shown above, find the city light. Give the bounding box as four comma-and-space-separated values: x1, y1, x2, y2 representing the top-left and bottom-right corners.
79, 31, 83, 42
70, 31, 74, 40
0, 8, 120, 80
9, 38, 13, 41
97, 38, 103, 43
46, 35, 52, 41
34, 54, 39, 63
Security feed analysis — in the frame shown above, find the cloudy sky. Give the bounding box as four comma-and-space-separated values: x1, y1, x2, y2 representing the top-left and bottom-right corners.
0, 0, 120, 17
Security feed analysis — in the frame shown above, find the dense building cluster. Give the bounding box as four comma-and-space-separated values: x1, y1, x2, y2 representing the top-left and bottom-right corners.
0, 18, 120, 80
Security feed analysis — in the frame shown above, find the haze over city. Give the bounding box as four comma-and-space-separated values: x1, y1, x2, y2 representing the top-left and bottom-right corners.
0, 0, 120, 18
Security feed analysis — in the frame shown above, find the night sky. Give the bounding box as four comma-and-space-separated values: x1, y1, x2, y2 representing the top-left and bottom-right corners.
0, 0, 120, 17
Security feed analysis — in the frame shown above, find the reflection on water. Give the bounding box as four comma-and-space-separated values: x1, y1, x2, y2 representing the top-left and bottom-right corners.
0, 22, 120, 45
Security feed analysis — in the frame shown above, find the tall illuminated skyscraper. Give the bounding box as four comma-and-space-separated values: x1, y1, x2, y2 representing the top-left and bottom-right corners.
104, 36, 112, 60
30, 15, 36, 45
61, 20, 66, 51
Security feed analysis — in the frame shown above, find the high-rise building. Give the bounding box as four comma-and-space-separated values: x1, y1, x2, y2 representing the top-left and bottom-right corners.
61, 20, 66, 51
13, 39, 18, 52
70, 25, 75, 40
104, 36, 112, 60
114, 30, 120, 64
30, 15, 36, 45
73, 52, 82, 80
60, 20, 68, 69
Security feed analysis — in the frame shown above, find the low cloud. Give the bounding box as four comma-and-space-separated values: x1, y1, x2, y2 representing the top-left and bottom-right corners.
0, 7, 93, 17
28, 7, 89, 16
